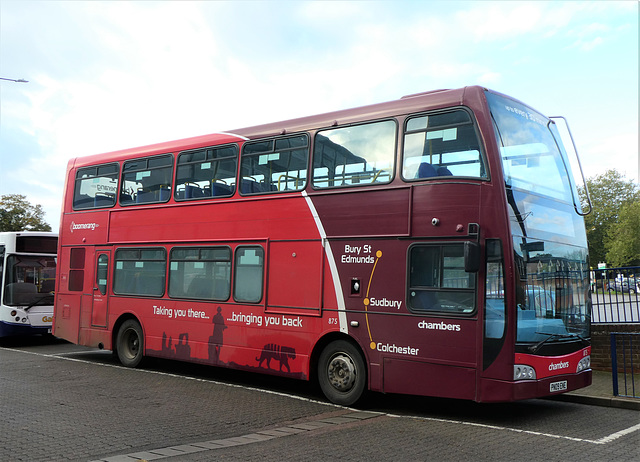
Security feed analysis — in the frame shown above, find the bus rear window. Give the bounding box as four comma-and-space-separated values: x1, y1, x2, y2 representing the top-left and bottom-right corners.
73, 164, 119, 210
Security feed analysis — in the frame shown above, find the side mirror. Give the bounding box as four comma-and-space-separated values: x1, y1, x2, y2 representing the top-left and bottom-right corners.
464, 241, 480, 273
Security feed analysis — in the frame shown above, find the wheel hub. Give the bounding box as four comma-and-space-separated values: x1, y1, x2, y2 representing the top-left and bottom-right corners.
327, 354, 357, 392
124, 330, 139, 357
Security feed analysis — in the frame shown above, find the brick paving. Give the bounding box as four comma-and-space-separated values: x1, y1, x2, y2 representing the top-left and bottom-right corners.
0, 340, 638, 461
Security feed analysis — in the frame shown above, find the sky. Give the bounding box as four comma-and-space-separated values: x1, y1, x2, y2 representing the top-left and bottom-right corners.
0, 0, 638, 231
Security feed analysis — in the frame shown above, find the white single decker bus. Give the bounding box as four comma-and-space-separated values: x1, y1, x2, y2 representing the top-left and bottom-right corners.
0, 232, 57, 337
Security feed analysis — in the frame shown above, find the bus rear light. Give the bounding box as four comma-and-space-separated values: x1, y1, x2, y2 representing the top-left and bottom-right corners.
10, 310, 17, 317
576, 356, 590, 372
514, 365, 536, 380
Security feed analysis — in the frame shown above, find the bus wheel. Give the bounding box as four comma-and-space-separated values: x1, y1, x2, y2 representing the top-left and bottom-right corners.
116, 320, 144, 368
318, 340, 366, 406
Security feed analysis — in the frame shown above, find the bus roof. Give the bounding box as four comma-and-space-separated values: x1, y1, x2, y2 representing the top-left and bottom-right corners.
231, 86, 472, 139
0, 231, 58, 238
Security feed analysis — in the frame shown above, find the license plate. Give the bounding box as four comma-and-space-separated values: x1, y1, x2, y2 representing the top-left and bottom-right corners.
550, 380, 568, 392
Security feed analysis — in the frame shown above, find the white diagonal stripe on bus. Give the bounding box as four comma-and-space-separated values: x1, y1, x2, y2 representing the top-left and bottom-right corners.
302, 190, 348, 333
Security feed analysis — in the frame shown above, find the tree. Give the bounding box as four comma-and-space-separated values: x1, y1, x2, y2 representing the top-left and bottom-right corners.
579, 170, 640, 266
0, 194, 52, 232
606, 200, 640, 267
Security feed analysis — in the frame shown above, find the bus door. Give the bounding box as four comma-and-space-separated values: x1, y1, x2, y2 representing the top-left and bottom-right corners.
0, 245, 4, 290
91, 249, 111, 327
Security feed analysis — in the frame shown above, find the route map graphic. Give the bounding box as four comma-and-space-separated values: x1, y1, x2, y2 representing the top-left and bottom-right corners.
363, 250, 383, 350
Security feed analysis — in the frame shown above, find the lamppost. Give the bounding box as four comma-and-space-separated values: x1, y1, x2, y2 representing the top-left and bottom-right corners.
0, 77, 28, 83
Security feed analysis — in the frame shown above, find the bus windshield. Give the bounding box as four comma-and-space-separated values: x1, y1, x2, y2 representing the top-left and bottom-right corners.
487, 91, 590, 350
513, 238, 590, 346
486, 91, 577, 204
3, 255, 56, 307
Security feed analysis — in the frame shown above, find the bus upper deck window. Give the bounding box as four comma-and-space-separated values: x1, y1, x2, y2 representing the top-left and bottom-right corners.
73, 164, 119, 210
121, 155, 173, 206
402, 110, 487, 181
176, 145, 238, 200
240, 135, 309, 195
312, 120, 395, 189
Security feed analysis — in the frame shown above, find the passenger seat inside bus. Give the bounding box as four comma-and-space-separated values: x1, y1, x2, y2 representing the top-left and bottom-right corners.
210, 182, 233, 196
187, 277, 213, 299
185, 184, 206, 199
94, 193, 114, 207
416, 162, 453, 178
437, 166, 453, 176
416, 162, 437, 178
136, 190, 156, 203
240, 179, 277, 194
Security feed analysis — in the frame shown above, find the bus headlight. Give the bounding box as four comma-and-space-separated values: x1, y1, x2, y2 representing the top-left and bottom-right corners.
576, 356, 591, 372
514, 365, 536, 380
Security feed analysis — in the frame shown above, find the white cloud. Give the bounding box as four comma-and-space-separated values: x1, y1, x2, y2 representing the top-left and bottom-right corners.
477, 72, 503, 86
0, 0, 637, 232
565, 22, 610, 51
298, 1, 369, 22
455, 2, 545, 41
580, 132, 639, 182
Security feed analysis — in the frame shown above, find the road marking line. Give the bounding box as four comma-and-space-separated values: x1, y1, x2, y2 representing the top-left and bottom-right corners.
404, 414, 599, 444
50, 349, 112, 356
0, 346, 343, 406
403, 411, 640, 445
596, 421, 640, 444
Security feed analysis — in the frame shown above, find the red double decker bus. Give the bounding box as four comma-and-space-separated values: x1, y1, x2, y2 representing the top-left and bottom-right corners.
53, 86, 592, 405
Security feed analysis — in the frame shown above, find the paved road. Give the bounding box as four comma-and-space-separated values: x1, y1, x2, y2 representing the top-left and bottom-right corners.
1, 336, 638, 462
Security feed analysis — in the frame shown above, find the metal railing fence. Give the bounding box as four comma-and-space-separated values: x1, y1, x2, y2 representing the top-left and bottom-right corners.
610, 332, 640, 398
591, 266, 640, 323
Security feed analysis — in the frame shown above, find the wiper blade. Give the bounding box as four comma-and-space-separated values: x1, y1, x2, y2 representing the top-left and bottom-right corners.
565, 328, 590, 346
24, 293, 54, 311
528, 331, 577, 354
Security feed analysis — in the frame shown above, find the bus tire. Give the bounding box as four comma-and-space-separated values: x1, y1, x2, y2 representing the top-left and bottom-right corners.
318, 340, 366, 406
116, 319, 144, 368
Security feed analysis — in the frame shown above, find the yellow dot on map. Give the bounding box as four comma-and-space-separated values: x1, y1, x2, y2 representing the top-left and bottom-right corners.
364, 298, 370, 306
370, 341, 376, 350
376, 250, 382, 258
